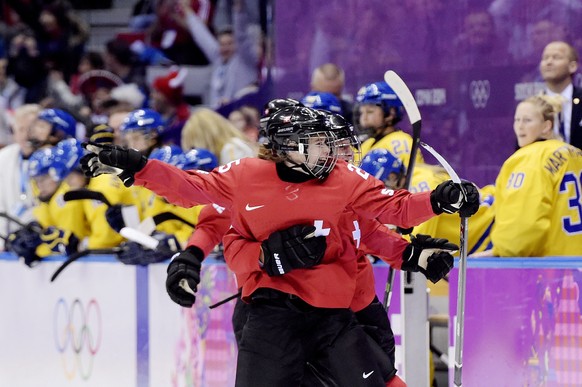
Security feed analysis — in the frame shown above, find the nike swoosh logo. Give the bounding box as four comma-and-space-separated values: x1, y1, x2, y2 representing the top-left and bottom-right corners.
362, 371, 374, 379
245, 204, 265, 211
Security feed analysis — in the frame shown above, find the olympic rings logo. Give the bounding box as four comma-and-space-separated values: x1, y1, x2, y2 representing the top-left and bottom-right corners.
470, 80, 490, 109
53, 298, 102, 380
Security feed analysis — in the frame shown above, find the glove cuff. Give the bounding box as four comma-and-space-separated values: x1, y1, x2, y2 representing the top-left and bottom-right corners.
429, 190, 444, 215
400, 244, 418, 272
185, 245, 205, 261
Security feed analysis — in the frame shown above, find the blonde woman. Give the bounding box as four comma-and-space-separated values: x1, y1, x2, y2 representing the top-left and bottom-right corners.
473, 95, 582, 257
181, 107, 256, 164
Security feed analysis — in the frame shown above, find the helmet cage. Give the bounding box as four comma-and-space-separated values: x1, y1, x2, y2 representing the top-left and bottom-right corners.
288, 131, 339, 179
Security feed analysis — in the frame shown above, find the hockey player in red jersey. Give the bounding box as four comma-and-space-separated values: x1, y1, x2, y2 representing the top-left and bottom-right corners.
81, 104, 478, 386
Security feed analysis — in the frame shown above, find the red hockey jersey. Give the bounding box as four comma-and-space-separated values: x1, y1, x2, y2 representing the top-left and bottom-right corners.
135, 158, 434, 307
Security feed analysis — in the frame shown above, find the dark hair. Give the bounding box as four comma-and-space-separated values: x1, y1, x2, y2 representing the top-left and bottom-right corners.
106, 39, 134, 66
216, 27, 234, 38
83, 51, 105, 69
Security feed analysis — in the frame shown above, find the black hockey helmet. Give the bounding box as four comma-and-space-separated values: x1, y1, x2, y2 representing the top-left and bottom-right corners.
266, 105, 339, 178
266, 106, 328, 150
259, 98, 304, 133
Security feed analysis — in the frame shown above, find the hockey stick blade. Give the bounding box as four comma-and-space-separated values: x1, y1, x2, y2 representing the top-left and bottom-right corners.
384, 70, 421, 125
63, 189, 112, 207
420, 142, 467, 199
120, 227, 160, 249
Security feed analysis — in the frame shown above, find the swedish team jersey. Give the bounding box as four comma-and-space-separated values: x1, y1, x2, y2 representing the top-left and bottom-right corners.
33, 182, 89, 240
359, 129, 424, 168
491, 139, 582, 257
411, 164, 495, 255
84, 174, 135, 249
142, 192, 203, 246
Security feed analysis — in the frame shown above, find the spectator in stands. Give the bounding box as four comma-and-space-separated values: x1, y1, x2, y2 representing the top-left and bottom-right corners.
177, 0, 261, 107
76, 69, 124, 125
181, 107, 255, 164
69, 51, 105, 95
35, 1, 89, 81
103, 39, 147, 92
448, 8, 510, 70
0, 57, 25, 112
109, 83, 146, 111
6, 29, 48, 104
150, 67, 192, 146
227, 105, 260, 143
310, 63, 353, 123
539, 41, 582, 150
0, 57, 25, 145
147, 0, 214, 66
0, 104, 40, 247
4, 0, 88, 81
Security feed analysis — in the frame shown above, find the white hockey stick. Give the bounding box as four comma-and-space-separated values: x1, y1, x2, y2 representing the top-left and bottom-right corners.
420, 142, 468, 387
382, 70, 422, 310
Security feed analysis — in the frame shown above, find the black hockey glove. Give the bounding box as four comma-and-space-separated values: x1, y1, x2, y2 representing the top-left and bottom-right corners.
81, 142, 148, 187
401, 234, 457, 283
166, 246, 204, 307
430, 180, 480, 217
261, 225, 326, 276
118, 232, 180, 265
5, 222, 43, 267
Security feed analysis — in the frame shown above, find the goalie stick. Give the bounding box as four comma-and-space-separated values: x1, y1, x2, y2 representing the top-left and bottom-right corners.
420, 142, 468, 387
381, 70, 422, 310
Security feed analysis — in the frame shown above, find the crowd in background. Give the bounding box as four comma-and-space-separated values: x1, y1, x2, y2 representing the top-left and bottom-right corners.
0, 0, 580, 263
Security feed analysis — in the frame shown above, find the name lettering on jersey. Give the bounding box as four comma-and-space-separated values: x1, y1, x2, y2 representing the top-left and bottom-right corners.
352, 220, 361, 248
543, 146, 582, 175
347, 163, 370, 180
544, 148, 568, 176
313, 220, 331, 237
274, 253, 285, 274
284, 185, 300, 201
381, 188, 395, 196
218, 159, 241, 173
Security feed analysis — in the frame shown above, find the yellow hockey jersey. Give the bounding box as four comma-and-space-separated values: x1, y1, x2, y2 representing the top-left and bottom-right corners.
411, 164, 496, 255
491, 139, 582, 257
33, 182, 89, 239
142, 191, 203, 246
360, 129, 424, 168
84, 174, 136, 249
